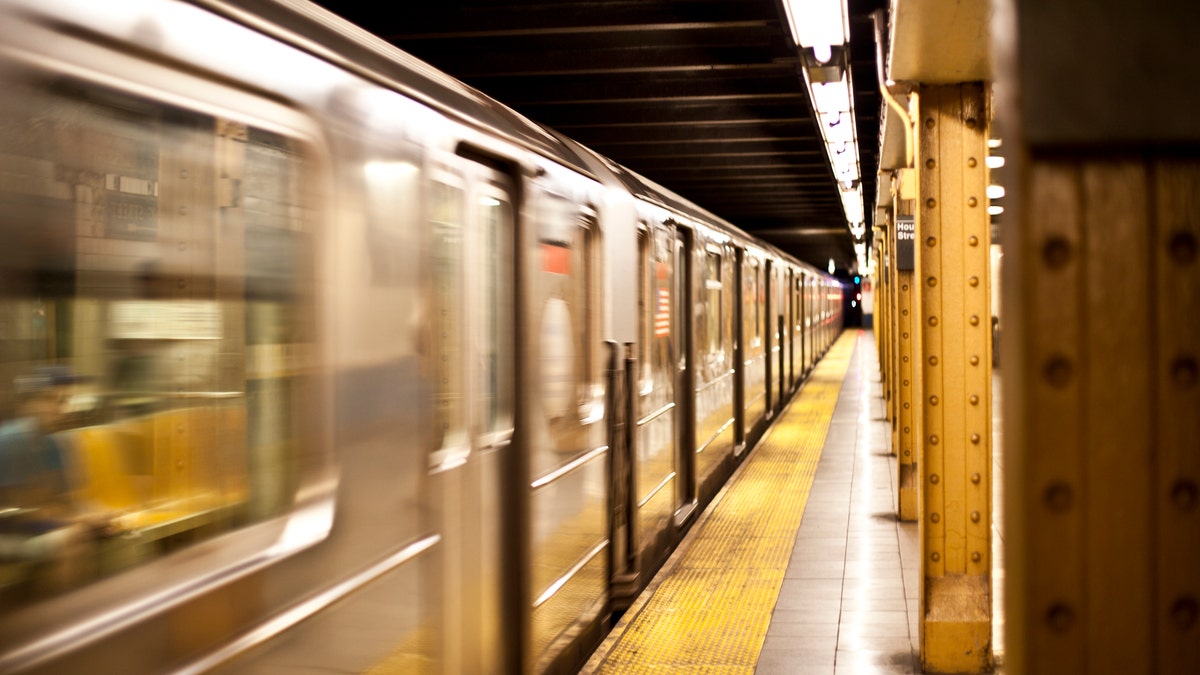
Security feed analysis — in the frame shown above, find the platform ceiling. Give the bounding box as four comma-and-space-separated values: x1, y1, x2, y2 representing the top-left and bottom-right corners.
314, 0, 887, 271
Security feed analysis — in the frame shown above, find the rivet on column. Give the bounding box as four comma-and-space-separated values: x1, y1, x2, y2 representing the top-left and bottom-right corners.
930, 395, 939, 406
1043, 237, 1072, 269
1169, 230, 1197, 265
929, 317, 939, 327
1171, 356, 1198, 389
1047, 603, 1075, 633
970, 315, 980, 326
970, 511, 981, 523
970, 433, 981, 444
930, 474, 940, 484
969, 395, 980, 405
971, 473, 981, 484
971, 552, 982, 563
1171, 479, 1198, 512
970, 355, 980, 366
969, 235, 979, 247
969, 276, 980, 287
929, 356, 939, 366
1044, 482, 1074, 513
1045, 356, 1074, 388
1170, 596, 1198, 629
932, 552, 941, 562
931, 435, 940, 446
968, 197, 978, 208
926, 198, 937, 209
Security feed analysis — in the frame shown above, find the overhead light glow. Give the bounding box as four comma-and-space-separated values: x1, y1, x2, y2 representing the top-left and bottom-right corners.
987, 184, 1006, 200
781, 0, 849, 53
988, 205, 1005, 216
811, 76, 850, 114
986, 155, 1006, 169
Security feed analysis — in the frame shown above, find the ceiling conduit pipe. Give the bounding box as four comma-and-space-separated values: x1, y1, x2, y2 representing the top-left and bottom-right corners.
873, 9, 913, 168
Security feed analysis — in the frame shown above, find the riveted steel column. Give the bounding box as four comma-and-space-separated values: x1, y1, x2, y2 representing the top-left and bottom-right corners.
995, 1, 1200, 671
917, 83, 992, 673
894, 171, 920, 522
1005, 157, 1200, 675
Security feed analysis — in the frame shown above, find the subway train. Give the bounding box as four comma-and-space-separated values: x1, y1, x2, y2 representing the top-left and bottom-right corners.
0, 0, 844, 672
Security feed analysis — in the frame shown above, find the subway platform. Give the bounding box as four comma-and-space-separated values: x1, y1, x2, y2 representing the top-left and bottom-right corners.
583, 329, 1005, 674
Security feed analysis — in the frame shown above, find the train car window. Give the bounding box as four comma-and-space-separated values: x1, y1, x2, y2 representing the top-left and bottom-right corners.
534, 193, 598, 475
429, 180, 467, 461
0, 75, 316, 609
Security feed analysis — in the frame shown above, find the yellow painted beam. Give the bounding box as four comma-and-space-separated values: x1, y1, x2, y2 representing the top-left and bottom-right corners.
916, 83, 992, 673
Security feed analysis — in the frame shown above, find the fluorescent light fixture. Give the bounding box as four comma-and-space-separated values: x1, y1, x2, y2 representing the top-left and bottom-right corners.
987, 184, 1006, 200
986, 155, 1006, 169
988, 138, 1003, 149
988, 205, 1005, 216
811, 76, 850, 114
822, 112, 854, 143
781, 0, 849, 54
840, 184, 864, 223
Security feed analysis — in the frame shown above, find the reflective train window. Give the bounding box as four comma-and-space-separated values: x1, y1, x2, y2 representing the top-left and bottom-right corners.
534, 193, 598, 475
637, 226, 674, 411
704, 249, 723, 361
430, 179, 466, 458
474, 185, 513, 437
0, 76, 316, 608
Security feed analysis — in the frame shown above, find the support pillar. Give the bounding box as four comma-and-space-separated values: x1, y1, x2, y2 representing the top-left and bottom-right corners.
916, 83, 993, 673
894, 171, 920, 522
994, 1, 1200, 672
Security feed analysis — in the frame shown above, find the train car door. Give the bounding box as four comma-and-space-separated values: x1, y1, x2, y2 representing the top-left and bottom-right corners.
764, 259, 775, 415
673, 226, 697, 524
526, 183, 610, 672
428, 156, 516, 674
732, 246, 746, 454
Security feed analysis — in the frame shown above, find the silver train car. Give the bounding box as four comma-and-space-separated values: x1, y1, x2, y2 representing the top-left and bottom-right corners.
0, 0, 845, 672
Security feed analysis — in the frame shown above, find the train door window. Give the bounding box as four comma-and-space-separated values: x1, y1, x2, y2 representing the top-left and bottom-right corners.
0, 72, 318, 609
705, 249, 723, 362
473, 182, 514, 437
429, 177, 467, 466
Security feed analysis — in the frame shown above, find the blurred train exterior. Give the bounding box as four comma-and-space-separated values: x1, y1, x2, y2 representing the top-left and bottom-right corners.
0, 0, 843, 672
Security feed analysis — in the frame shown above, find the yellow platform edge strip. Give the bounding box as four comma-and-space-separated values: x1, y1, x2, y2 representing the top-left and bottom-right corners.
588, 331, 859, 674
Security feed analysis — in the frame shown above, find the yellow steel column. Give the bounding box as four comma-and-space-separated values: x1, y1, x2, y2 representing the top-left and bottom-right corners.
895, 170, 920, 522
880, 210, 896, 445
1006, 155, 1200, 675
917, 83, 992, 673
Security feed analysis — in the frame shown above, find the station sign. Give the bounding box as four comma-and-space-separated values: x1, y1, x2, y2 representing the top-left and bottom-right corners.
896, 215, 915, 271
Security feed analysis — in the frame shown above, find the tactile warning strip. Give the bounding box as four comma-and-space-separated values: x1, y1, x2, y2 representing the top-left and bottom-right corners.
589, 332, 858, 673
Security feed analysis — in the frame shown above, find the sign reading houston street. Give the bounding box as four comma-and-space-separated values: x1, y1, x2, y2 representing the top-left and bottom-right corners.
896, 216, 915, 271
